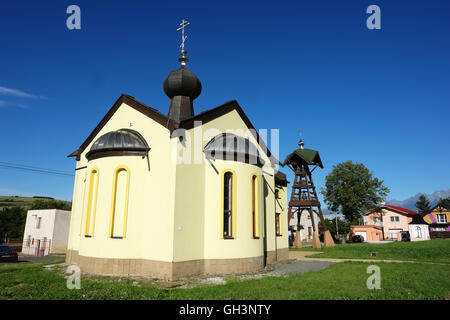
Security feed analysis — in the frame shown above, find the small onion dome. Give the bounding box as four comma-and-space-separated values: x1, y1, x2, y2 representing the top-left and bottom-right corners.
203, 133, 265, 167
163, 68, 202, 100
86, 128, 150, 161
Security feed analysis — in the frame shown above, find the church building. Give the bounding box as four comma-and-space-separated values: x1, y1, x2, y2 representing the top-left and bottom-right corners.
65, 21, 289, 280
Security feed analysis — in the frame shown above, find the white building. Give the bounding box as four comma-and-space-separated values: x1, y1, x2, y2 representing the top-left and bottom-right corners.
22, 209, 71, 256
409, 213, 430, 241
289, 209, 319, 242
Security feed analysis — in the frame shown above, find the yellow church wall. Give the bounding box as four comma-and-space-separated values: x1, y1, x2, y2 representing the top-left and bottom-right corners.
67, 102, 177, 262
263, 174, 276, 253
274, 185, 288, 250
188, 108, 287, 261
67, 101, 288, 273
67, 165, 86, 251
203, 160, 265, 260
171, 162, 206, 262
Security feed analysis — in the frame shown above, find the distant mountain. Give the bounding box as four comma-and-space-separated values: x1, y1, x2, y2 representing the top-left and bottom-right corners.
386, 189, 450, 211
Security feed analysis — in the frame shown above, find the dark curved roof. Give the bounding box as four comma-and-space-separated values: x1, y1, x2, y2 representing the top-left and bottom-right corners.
163, 68, 202, 100
203, 133, 265, 167
282, 148, 323, 168
275, 171, 289, 187
409, 213, 427, 225
86, 128, 150, 160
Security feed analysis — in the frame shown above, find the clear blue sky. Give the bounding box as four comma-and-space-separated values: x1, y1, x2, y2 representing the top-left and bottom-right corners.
1, 0, 449, 205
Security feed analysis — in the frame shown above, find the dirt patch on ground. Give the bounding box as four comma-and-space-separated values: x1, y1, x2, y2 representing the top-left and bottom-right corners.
47, 258, 336, 289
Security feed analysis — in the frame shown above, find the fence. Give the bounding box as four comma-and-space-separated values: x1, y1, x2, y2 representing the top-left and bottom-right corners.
430, 231, 450, 239
21, 238, 52, 256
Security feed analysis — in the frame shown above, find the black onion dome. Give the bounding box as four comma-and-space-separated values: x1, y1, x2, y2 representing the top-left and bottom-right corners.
86, 129, 150, 160
163, 68, 202, 100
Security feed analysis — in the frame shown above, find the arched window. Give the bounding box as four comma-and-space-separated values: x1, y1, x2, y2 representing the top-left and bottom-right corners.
251, 175, 259, 238
222, 170, 235, 239
415, 226, 422, 238
109, 166, 130, 239
85, 168, 99, 237
276, 212, 282, 236
275, 186, 283, 236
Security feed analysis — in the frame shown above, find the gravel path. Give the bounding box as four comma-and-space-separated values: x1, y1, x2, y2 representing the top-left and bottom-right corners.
19, 254, 65, 263
268, 259, 335, 276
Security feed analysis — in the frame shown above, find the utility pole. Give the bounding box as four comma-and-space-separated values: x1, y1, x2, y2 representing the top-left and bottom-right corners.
335, 215, 339, 237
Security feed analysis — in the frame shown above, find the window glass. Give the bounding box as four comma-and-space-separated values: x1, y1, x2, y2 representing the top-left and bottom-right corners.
223, 172, 233, 238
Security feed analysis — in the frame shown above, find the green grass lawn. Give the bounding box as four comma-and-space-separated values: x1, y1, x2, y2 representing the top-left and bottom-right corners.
1, 257, 449, 300
290, 239, 450, 264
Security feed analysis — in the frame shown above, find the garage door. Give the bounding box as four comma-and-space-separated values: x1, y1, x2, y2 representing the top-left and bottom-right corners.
355, 231, 367, 241
389, 229, 402, 240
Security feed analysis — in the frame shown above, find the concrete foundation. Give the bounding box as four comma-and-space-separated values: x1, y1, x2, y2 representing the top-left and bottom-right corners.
66, 248, 289, 280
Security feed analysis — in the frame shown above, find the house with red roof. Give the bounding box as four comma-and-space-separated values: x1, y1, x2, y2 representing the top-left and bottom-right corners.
351, 203, 419, 241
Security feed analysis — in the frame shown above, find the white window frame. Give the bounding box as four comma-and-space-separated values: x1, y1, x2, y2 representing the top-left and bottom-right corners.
437, 214, 447, 224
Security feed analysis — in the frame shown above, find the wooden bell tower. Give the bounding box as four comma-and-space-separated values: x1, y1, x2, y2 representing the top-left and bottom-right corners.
283, 140, 335, 248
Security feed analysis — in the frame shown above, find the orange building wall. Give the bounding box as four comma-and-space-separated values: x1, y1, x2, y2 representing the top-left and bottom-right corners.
351, 226, 383, 241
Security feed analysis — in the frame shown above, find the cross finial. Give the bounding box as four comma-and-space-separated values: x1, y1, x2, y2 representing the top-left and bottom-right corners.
177, 19, 190, 67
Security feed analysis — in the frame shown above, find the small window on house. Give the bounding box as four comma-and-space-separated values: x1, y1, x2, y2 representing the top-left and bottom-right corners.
26, 235, 31, 247
223, 171, 234, 238
36, 217, 42, 229
276, 212, 282, 236
437, 214, 447, 224
390, 216, 399, 222
275, 188, 280, 199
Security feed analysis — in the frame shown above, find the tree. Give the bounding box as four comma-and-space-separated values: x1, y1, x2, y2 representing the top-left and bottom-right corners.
438, 196, 450, 209
320, 161, 389, 224
30, 199, 71, 211
415, 194, 431, 214
322, 217, 351, 239
0, 206, 27, 241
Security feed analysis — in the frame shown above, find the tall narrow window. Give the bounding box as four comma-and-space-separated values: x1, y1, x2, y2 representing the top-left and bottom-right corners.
275, 189, 280, 199
84, 168, 99, 237
276, 212, 282, 236
223, 171, 234, 238
251, 175, 259, 238
110, 166, 130, 239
